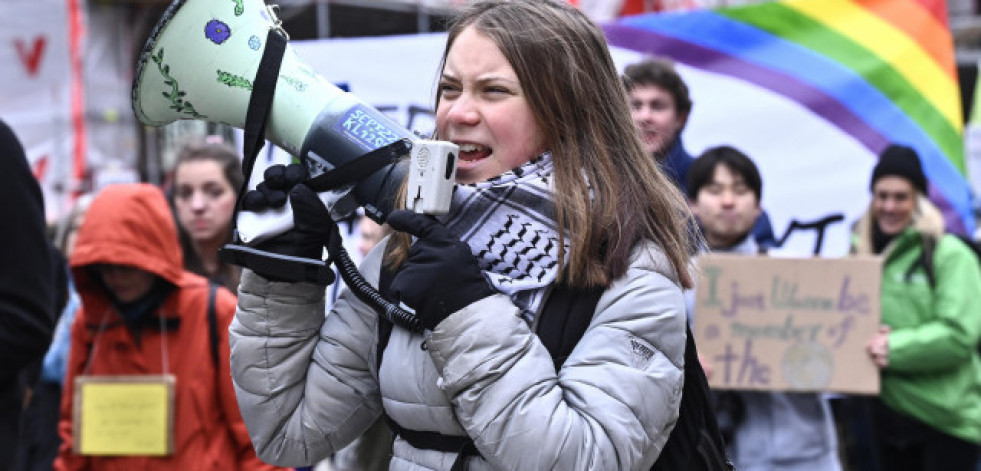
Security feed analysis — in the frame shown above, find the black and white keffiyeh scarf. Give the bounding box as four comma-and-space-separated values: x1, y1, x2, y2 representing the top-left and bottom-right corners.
438, 153, 564, 320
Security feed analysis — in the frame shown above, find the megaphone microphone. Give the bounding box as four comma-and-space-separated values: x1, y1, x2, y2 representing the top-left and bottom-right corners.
131, 0, 456, 329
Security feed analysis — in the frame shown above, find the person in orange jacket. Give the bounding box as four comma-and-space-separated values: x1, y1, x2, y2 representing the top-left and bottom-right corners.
55, 183, 283, 471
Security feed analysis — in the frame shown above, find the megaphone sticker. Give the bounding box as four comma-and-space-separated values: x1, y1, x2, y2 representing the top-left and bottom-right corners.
337, 105, 403, 152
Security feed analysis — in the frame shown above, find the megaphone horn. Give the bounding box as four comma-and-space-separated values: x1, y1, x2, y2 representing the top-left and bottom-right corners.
132, 0, 457, 329
131, 0, 449, 225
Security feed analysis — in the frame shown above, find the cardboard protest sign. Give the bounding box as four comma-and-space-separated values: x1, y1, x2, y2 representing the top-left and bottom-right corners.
694, 254, 881, 394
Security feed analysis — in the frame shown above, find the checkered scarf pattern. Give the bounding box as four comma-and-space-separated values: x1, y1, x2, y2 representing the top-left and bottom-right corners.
438, 153, 563, 319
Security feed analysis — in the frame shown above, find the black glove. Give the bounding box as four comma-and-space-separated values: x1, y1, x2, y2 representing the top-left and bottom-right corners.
241, 163, 308, 212
228, 164, 336, 284
255, 182, 334, 260
386, 210, 496, 330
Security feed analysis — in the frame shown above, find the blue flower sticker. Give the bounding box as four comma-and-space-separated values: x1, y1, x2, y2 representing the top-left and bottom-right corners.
205, 19, 231, 44
248, 35, 261, 51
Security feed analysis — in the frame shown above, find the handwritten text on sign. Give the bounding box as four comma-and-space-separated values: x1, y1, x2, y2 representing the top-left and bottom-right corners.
694, 254, 881, 394
74, 375, 175, 456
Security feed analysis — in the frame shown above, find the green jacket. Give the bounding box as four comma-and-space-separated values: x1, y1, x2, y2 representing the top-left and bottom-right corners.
852, 195, 981, 443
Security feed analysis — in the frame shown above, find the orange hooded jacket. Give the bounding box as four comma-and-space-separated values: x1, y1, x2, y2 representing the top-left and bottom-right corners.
55, 183, 284, 471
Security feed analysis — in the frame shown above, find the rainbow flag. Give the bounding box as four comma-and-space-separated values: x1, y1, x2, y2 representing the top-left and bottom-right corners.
606, 0, 974, 235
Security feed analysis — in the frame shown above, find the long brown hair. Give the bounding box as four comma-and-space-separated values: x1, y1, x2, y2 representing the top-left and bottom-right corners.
168, 138, 244, 290
389, 0, 697, 289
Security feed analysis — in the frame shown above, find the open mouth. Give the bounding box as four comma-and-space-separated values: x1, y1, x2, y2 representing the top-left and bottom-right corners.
458, 143, 492, 162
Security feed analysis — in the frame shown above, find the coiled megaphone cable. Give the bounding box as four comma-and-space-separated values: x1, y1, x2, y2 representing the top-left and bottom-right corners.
327, 222, 423, 333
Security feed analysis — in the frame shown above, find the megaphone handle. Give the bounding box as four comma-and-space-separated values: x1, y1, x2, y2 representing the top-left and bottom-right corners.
218, 244, 334, 285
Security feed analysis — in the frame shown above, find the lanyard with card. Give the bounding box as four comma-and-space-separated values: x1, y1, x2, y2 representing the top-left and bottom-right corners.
73, 374, 176, 456
73, 309, 177, 456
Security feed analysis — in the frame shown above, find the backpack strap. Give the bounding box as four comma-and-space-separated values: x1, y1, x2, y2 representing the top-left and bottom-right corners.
375, 266, 395, 373
905, 233, 981, 290
904, 234, 937, 288
651, 323, 733, 471
374, 263, 479, 469
535, 284, 604, 370
207, 282, 219, 371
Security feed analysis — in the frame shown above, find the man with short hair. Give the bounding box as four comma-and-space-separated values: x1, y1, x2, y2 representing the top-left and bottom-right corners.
624, 59, 776, 248
623, 58, 694, 193
687, 146, 841, 471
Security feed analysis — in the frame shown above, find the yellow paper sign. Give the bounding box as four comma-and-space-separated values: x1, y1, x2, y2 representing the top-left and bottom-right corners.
74, 375, 175, 456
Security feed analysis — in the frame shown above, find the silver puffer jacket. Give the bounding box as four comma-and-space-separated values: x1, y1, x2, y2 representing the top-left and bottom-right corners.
229, 239, 686, 470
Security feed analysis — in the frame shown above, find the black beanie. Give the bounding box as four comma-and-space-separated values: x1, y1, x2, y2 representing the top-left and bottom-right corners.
870, 144, 927, 194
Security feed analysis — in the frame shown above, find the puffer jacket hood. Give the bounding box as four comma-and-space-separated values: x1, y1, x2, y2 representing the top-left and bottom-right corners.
851, 194, 944, 256
70, 183, 183, 310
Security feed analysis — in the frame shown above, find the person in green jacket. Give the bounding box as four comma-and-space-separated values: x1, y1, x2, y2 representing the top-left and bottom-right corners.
852, 144, 981, 470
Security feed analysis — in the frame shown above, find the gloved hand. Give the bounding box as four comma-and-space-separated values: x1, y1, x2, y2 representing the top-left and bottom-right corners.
231, 164, 336, 283
241, 163, 308, 212
386, 210, 496, 330
255, 182, 334, 260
